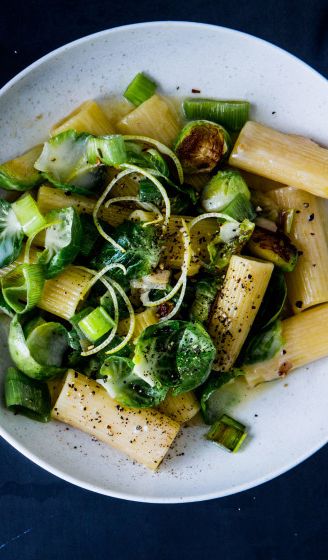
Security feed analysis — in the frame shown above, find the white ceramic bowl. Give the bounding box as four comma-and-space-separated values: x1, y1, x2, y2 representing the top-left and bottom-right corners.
0, 22, 327, 503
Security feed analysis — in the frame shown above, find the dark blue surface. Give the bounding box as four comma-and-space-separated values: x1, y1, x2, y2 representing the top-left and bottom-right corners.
1, 1, 328, 558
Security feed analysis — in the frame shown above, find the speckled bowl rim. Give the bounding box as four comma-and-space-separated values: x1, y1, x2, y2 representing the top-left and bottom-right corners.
0, 21, 327, 503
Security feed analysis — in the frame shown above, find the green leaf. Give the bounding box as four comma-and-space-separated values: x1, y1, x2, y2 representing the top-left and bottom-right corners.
38, 206, 82, 278
174, 322, 216, 395
0, 199, 24, 268
190, 275, 223, 323
199, 369, 243, 424
133, 320, 215, 395
99, 356, 167, 408
243, 320, 283, 365
255, 268, 287, 329
207, 218, 254, 270
34, 130, 106, 195
91, 220, 160, 286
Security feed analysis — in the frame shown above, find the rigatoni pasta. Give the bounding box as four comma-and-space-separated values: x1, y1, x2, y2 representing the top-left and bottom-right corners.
269, 186, 328, 313
51, 100, 115, 136
229, 121, 328, 199
116, 95, 181, 145
244, 303, 328, 387
53, 370, 180, 470
208, 255, 273, 371
37, 185, 132, 227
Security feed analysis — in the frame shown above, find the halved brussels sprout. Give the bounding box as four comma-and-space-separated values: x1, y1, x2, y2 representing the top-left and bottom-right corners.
133, 320, 216, 395
248, 227, 298, 272
99, 356, 167, 408
8, 315, 69, 379
201, 170, 250, 212
207, 218, 255, 270
0, 199, 24, 268
174, 120, 231, 174
34, 130, 106, 194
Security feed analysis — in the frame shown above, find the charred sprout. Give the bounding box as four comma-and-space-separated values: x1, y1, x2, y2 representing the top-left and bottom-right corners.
173, 120, 231, 174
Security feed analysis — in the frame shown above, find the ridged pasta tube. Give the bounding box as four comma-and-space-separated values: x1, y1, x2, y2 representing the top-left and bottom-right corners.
208, 255, 273, 371
52, 370, 180, 470
116, 95, 180, 146
117, 308, 158, 340
270, 186, 328, 313
37, 185, 132, 227
51, 100, 115, 136
161, 215, 219, 276
38, 266, 93, 319
244, 303, 328, 387
157, 391, 200, 423
229, 121, 328, 198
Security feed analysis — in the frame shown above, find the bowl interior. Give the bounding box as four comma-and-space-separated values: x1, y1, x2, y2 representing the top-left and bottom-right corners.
0, 22, 327, 502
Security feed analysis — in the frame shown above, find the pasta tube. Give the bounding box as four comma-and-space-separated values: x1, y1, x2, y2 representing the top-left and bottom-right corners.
0, 247, 91, 319
158, 391, 200, 423
229, 121, 328, 199
208, 255, 273, 371
270, 187, 328, 313
244, 303, 328, 387
116, 95, 181, 146
37, 185, 132, 227
239, 170, 286, 192
117, 308, 158, 340
51, 100, 115, 136
161, 215, 219, 276
52, 370, 180, 470
39, 266, 92, 319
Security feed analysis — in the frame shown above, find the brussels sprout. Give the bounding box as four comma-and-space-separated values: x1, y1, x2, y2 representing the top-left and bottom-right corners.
133, 320, 216, 395
0, 145, 43, 191
174, 120, 231, 174
91, 220, 161, 287
9, 315, 69, 379
190, 275, 223, 324
248, 227, 298, 272
34, 130, 106, 194
78, 214, 100, 258
0, 199, 24, 268
139, 177, 197, 215
201, 170, 250, 212
38, 206, 82, 278
242, 320, 283, 365
207, 218, 255, 270
98, 356, 167, 408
